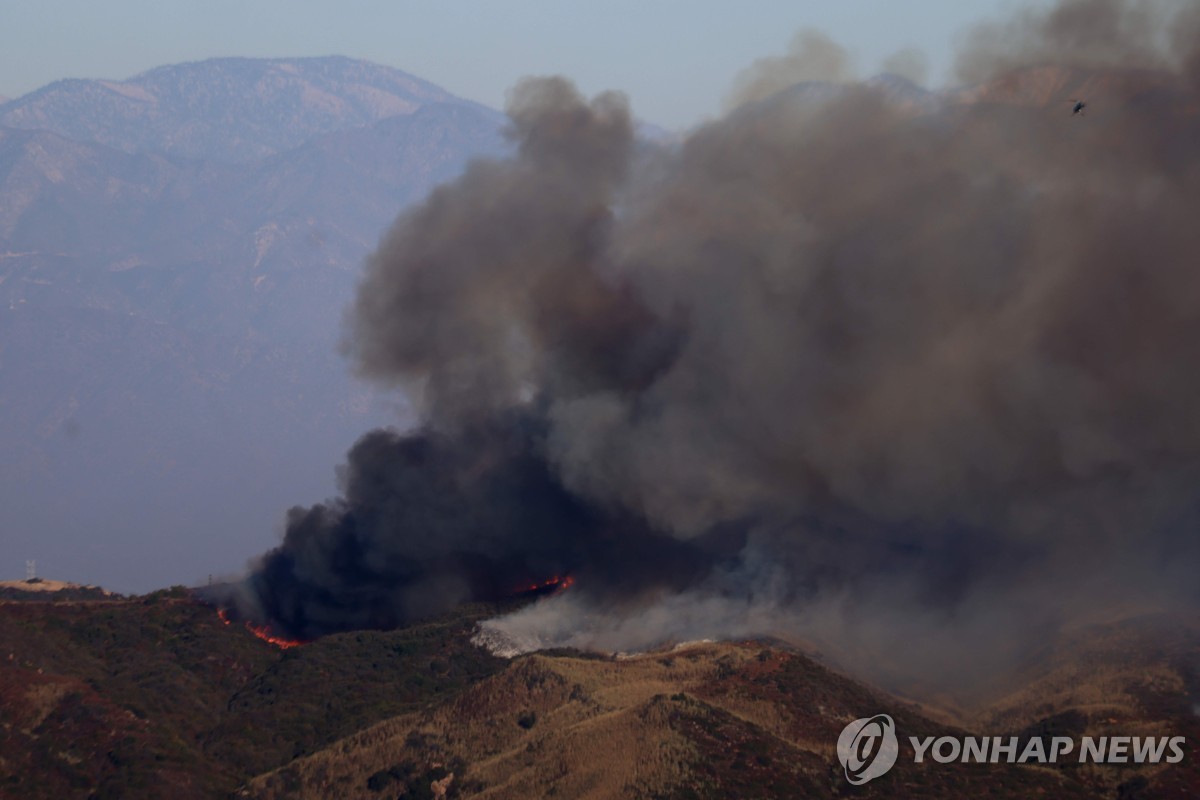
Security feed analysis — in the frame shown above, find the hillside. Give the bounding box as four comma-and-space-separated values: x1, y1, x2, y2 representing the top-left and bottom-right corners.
1, 589, 1196, 798
244, 616, 1200, 799
247, 642, 1102, 800
969, 615, 1200, 799
246, 615, 1200, 799
0, 591, 510, 799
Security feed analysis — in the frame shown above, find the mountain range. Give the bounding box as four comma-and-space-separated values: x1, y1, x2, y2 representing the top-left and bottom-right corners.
1, 587, 1196, 799
0, 57, 509, 591
0, 56, 475, 163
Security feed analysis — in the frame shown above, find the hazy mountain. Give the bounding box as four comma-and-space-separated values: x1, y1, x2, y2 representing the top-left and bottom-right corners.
0, 101, 506, 339
0, 56, 471, 163
0, 59, 508, 591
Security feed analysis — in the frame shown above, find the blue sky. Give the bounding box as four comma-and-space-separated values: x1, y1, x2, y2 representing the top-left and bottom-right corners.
2, 1, 1044, 130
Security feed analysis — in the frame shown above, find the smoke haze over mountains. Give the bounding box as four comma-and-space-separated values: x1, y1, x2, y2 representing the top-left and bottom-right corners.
0, 58, 511, 591
231, 0, 1200, 687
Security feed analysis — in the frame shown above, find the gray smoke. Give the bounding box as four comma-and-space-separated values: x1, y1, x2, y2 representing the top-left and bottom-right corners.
955, 0, 1199, 83
881, 48, 930, 86
725, 29, 857, 109
237, 0, 1200, 690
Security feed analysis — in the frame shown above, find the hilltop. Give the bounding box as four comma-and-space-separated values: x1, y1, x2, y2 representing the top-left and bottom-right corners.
0, 56, 473, 163
0, 578, 114, 602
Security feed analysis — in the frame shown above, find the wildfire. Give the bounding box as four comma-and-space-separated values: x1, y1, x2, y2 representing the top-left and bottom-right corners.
245, 621, 305, 650
215, 607, 304, 649
517, 574, 575, 595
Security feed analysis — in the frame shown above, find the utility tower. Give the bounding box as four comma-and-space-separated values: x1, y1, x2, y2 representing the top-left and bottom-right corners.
25, 560, 36, 581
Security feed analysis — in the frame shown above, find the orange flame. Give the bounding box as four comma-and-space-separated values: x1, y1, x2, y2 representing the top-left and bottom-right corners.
215, 608, 304, 649
516, 574, 575, 595
245, 620, 305, 650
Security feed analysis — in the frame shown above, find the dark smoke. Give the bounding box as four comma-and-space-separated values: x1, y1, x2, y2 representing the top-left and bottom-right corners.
237, 414, 722, 639
226, 0, 1200, 687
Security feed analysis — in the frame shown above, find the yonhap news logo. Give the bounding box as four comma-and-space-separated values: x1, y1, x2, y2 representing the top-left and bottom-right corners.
836, 713, 1187, 786
836, 714, 899, 785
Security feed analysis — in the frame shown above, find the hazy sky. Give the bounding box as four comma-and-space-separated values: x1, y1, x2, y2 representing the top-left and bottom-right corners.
3, 0, 1046, 129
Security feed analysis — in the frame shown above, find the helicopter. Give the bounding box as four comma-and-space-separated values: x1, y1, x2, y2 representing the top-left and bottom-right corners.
1070, 99, 1087, 116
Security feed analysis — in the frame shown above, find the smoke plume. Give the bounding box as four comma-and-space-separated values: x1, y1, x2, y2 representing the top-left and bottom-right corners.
228, 0, 1200, 688
726, 29, 856, 109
